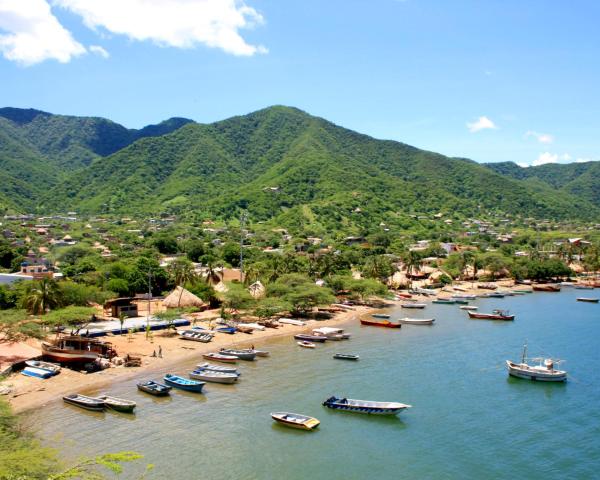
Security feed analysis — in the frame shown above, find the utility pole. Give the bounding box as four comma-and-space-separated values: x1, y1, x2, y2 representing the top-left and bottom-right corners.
240, 211, 247, 282
147, 270, 152, 335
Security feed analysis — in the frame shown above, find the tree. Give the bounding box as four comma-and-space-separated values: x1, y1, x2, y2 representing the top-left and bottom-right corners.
253, 297, 290, 321
222, 242, 241, 267
150, 234, 179, 254
43, 306, 96, 332
168, 258, 197, 307
107, 278, 130, 296
0, 309, 44, 343
221, 283, 254, 316
185, 239, 206, 262
403, 251, 424, 289
21, 278, 62, 315
362, 255, 394, 282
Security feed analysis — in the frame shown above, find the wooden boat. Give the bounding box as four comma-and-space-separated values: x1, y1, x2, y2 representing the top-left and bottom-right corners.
432, 299, 455, 304
294, 334, 327, 343
219, 348, 256, 361
137, 380, 172, 396
63, 393, 105, 411
333, 353, 360, 361
484, 293, 505, 298
178, 330, 213, 343
459, 305, 478, 311
575, 285, 594, 290
532, 284, 561, 292
577, 297, 599, 303
203, 352, 238, 363
97, 395, 136, 413
468, 309, 514, 321
322, 396, 411, 415
252, 349, 270, 357
189, 369, 238, 384
506, 344, 567, 382
398, 317, 435, 325
401, 303, 426, 309
313, 327, 351, 340
196, 363, 239, 375
242, 323, 266, 331
371, 313, 391, 319
163, 374, 205, 392
297, 341, 316, 348
216, 326, 236, 334
25, 360, 61, 375
271, 412, 320, 430
452, 294, 476, 300
511, 290, 529, 295
279, 318, 306, 326
42, 335, 116, 364
235, 325, 254, 334
21, 366, 53, 379
360, 317, 401, 328
453, 299, 469, 305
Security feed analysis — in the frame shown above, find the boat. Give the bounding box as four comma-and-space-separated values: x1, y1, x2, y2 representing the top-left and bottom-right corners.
216, 326, 237, 334
575, 285, 594, 290
219, 349, 256, 361
253, 350, 270, 357
371, 313, 391, 319
294, 334, 327, 343
468, 309, 514, 321
577, 297, 599, 303
203, 352, 238, 363
313, 327, 351, 340
333, 353, 360, 360
398, 317, 435, 325
271, 412, 320, 430
360, 316, 401, 328
163, 374, 205, 392
506, 344, 567, 382
452, 294, 476, 300
511, 290, 529, 295
42, 335, 116, 364
25, 360, 61, 375
242, 323, 266, 331
63, 393, 105, 411
532, 284, 561, 292
297, 341, 316, 348
453, 299, 469, 305
97, 395, 137, 413
137, 380, 172, 396
236, 325, 254, 334
279, 318, 306, 326
196, 363, 240, 375
178, 330, 213, 343
413, 287, 437, 296
560, 281, 575, 286
21, 366, 54, 379
459, 305, 478, 311
322, 396, 411, 415
189, 369, 239, 384
401, 303, 426, 309
432, 299, 455, 304
484, 293, 505, 298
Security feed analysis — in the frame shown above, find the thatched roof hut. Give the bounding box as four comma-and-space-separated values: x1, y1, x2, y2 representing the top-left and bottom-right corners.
162, 286, 204, 309
248, 281, 265, 299
213, 281, 229, 293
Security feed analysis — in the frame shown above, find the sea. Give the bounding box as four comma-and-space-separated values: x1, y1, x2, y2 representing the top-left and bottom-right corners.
30, 288, 600, 479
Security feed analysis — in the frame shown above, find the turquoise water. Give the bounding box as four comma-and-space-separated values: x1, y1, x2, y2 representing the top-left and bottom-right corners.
32, 289, 600, 479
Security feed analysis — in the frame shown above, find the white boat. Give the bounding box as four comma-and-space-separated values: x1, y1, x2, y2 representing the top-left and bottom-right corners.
250, 349, 270, 357
452, 294, 476, 300
332, 303, 355, 310
323, 396, 411, 415
21, 366, 53, 379
279, 318, 306, 326
398, 317, 435, 325
401, 303, 426, 309
189, 369, 239, 384
312, 327, 351, 340
196, 362, 239, 375
241, 323, 266, 331
297, 341, 316, 349
25, 360, 61, 375
459, 305, 478, 311
506, 344, 567, 382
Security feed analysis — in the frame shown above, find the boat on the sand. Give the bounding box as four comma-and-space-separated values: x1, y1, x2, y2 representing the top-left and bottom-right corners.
25, 360, 61, 375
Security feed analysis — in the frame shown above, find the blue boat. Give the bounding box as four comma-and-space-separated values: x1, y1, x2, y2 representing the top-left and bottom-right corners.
21, 366, 54, 379
216, 326, 236, 334
163, 373, 205, 393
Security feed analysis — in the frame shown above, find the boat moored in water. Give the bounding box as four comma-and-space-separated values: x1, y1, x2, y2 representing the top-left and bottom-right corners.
137, 380, 172, 396
203, 352, 238, 363
294, 334, 327, 343
460, 305, 478, 311
322, 396, 411, 415
97, 395, 136, 413
219, 348, 256, 361
63, 393, 105, 411
271, 412, 320, 430
297, 341, 316, 348
532, 284, 561, 292
398, 317, 435, 325
196, 363, 239, 374
577, 297, 599, 303
371, 313, 391, 319
401, 303, 426, 309
189, 369, 239, 384
506, 344, 567, 382
468, 309, 514, 321
360, 317, 401, 328
163, 374, 205, 392
333, 353, 360, 361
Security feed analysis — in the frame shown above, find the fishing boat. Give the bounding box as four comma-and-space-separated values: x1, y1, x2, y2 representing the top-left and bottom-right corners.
63, 393, 105, 411
398, 317, 435, 325
432, 298, 455, 304
294, 334, 327, 343
189, 369, 238, 384
575, 285, 594, 290
242, 323, 266, 331
136, 380, 172, 396
532, 284, 561, 292
453, 299, 469, 305
25, 360, 61, 375
468, 309, 514, 321
42, 335, 116, 364
178, 330, 213, 343
203, 352, 238, 363
216, 326, 237, 334
97, 395, 137, 413
271, 412, 320, 430
452, 294, 476, 300
196, 362, 239, 374
484, 292, 505, 298
297, 341, 316, 348
371, 313, 391, 319
333, 353, 360, 361
506, 344, 567, 382
401, 303, 426, 309
219, 349, 256, 361
322, 396, 411, 415
360, 317, 401, 328
313, 327, 351, 340
252, 349, 270, 357
577, 297, 599, 303
511, 290, 529, 295
459, 305, 478, 311
21, 366, 54, 379
163, 374, 205, 393
279, 318, 306, 326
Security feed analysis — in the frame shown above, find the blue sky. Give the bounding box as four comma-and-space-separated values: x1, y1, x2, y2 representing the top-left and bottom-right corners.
1, 0, 599, 166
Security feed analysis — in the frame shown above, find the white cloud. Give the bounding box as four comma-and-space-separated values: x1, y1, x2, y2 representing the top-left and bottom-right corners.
517, 162, 529, 168
89, 44, 108, 58
576, 158, 592, 163
532, 152, 559, 166
0, 0, 85, 65
466, 116, 498, 133
525, 130, 554, 144
560, 153, 571, 161
55, 0, 267, 56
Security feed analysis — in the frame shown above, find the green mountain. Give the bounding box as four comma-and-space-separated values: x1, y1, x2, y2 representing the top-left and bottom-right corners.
485, 161, 600, 208
41, 106, 600, 230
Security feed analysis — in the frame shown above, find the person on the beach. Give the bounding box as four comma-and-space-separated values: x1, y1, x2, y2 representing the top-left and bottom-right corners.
158, 345, 162, 358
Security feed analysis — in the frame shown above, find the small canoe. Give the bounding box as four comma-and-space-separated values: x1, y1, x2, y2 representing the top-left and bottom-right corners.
216, 326, 237, 334
575, 285, 594, 290
196, 362, 239, 375
433, 299, 455, 304
398, 317, 435, 325
577, 297, 599, 303
219, 349, 256, 361
25, 360, 61, 375
468, 310, 514, 321
460, 305, 478, 311
97, 395, 136, 413
401, 303, 426, 309
271, 412, 320, 430
163, 374, 205, 393
294, 334, 327, 343
371, 313, 391, 319
322, 396, 411, 415
333, 353, 360, 361
298, 341, 316, 348
360, 318, 401, 328
203, 352, 238, 363
63, 393, 105, 411
189, 369, 238, 384
137, 380, 172, 396
21, 366, 53, 379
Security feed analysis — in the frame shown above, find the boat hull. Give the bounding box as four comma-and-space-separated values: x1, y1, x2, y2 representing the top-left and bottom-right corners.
164, 375, 205, 392
360, 319, 401, 328
21, 366, 53, 379
506, 362, 567, 382
63, 394, 105, 411
98, 396, 136, 413
203, 353, 238, 363
271, 412, 320, 430
468, 312, 514, 321
189, 371, 238, 384
137, 381, 171, 396
322, 396, 410, 415
294, 334, 327, 342
398, 318, 434, 325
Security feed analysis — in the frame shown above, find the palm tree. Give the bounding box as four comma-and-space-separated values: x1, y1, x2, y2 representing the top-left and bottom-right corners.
404, 251, 424, 290
460, 250, 475, 280
203, 261, 222, 286
168, 259, 197, 307
22, 278, 62, 315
